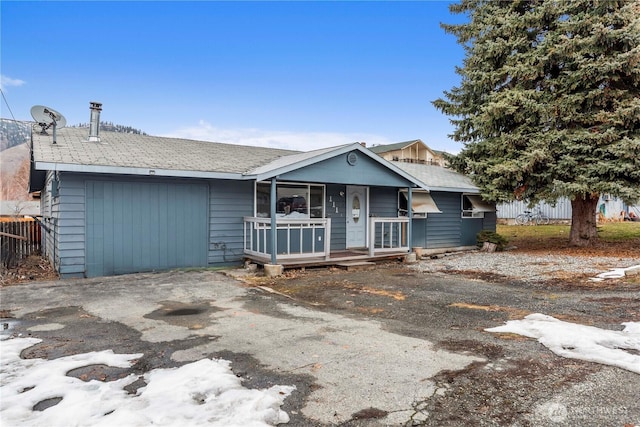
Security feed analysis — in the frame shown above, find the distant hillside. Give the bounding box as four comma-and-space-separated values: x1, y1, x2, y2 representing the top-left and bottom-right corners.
70, 121, 147, 135
0, 119, 31, 152
0, 119, 147, 201
0, 118, 148, 153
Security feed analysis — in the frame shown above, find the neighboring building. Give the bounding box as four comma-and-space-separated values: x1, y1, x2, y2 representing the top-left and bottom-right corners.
496, 196, 639, 222
369, 140, 446, 166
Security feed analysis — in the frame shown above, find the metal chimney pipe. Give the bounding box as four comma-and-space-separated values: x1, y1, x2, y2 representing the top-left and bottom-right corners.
88, 101, 102, 142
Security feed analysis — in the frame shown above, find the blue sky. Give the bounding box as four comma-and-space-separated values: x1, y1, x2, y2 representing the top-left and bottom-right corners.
1, 1, 467, 152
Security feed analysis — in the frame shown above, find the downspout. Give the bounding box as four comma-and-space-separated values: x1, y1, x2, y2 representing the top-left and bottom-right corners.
407, 187, 413, 249
270, 177, 277, 265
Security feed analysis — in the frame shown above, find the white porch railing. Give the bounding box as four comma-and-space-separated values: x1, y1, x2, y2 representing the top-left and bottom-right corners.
244, 216, 409, 262
368, 217, 410, 256
243, 217, 332, 260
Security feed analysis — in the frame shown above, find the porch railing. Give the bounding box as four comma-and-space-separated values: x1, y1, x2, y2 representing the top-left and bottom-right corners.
244, 217, 332, 260
244, 216, 410, 262
369, 217, 410, 256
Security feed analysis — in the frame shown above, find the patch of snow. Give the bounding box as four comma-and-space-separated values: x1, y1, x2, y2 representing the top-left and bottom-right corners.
591, 264, 640, 281
0, 336, 295, 426
486, 313, 640, 374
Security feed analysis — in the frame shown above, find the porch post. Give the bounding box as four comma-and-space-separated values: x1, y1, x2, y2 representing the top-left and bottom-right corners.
270, 177, 277, 265
407, 186, 413, 249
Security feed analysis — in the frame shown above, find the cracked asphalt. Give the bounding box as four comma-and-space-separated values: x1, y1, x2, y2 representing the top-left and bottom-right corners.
1, 262, 639, 426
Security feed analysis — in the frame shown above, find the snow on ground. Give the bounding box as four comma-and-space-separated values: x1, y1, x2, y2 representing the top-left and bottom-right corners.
590, 264, 640, 281
486, 313, 640, 374
0, 336, 295, 427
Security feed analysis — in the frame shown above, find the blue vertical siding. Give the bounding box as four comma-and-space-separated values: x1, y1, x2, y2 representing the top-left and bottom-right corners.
208, 180, 253, 266
85, 177, 209, 277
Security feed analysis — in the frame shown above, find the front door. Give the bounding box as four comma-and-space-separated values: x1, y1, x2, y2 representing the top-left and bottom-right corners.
346, 185, 367, 248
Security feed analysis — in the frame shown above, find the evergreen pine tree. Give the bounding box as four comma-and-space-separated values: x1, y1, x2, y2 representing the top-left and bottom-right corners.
434, 0, 640, 246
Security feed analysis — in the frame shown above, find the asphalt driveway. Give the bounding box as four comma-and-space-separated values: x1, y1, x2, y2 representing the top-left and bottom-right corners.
1, 265, 639, 426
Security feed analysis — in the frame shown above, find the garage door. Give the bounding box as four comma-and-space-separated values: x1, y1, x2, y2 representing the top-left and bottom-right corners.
86, 180, 208, 277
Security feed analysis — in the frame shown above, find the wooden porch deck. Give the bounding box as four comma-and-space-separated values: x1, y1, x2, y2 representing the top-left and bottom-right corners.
244, 249, 410, 269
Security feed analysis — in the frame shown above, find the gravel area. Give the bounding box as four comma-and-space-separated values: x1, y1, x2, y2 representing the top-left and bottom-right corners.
410, 250, 640, 285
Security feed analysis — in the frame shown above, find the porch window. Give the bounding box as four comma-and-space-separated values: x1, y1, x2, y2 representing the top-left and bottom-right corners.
462, 195, 494, 218
256, 182, 325, 218
398, 191, 441, 218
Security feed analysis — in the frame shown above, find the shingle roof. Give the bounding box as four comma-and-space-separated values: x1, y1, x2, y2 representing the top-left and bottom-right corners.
32, 127, 299, 176
30, 128, 436, 192
392, 162, 480, 193
247, 144, 352, 176
248, 143, 431, 190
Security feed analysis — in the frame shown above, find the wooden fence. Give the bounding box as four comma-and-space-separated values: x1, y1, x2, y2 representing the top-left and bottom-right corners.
1, 218, 42, 269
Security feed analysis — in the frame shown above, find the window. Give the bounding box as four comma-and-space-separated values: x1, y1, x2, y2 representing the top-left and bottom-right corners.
398, 191, 442, 218
462, 195, 494, 218
256, 182, 325, 218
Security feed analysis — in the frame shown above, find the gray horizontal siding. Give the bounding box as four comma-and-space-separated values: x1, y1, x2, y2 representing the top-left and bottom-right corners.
57, 173, 86, 277
369, 186, 398, 217
425, 192, 463, 249
208, 180, 253, 266
483, 212, 497, 230
326, 184, 346, 251
40, 171, 55, 267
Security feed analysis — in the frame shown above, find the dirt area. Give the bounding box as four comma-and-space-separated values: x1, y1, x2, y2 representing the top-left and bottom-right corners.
0, 255, 59, 284
242, 259, 640, 426
0, 255, 59, 286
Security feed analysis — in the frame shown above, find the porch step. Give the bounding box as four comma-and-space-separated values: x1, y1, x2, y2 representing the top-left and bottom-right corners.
335, 261, 377, 271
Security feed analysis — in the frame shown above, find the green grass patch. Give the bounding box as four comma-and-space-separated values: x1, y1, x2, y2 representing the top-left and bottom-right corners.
497, 222, 640, 246
595, 221, 640, 241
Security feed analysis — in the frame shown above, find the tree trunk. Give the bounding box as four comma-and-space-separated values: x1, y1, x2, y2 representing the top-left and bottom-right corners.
569, 194, 600, 246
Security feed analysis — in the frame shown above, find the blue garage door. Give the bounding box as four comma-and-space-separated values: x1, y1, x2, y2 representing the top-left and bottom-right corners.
86, 180, 208, 277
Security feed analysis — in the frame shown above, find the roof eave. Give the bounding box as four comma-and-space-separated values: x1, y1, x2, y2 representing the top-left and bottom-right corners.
429, 186, 481, 193
34, 162, 245, 180
250, 143, 431, 191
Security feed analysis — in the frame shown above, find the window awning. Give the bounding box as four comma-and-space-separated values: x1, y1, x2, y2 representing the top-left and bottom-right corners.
466, 195, 495, 212
402, 191, 442, 214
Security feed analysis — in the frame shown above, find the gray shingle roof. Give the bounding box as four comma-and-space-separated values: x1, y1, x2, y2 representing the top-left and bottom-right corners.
32, 127, 299, 176
247, 144, 352, 176
392, 162, 480, 193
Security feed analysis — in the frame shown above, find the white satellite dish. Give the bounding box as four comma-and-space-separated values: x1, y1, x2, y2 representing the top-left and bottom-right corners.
31, 105, 67, 144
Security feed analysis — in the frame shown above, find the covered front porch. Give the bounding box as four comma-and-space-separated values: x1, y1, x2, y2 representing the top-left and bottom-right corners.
243, 216, 411, 268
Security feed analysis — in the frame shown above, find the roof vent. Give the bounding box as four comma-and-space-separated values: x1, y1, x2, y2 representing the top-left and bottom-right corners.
88, 101, 102, 142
